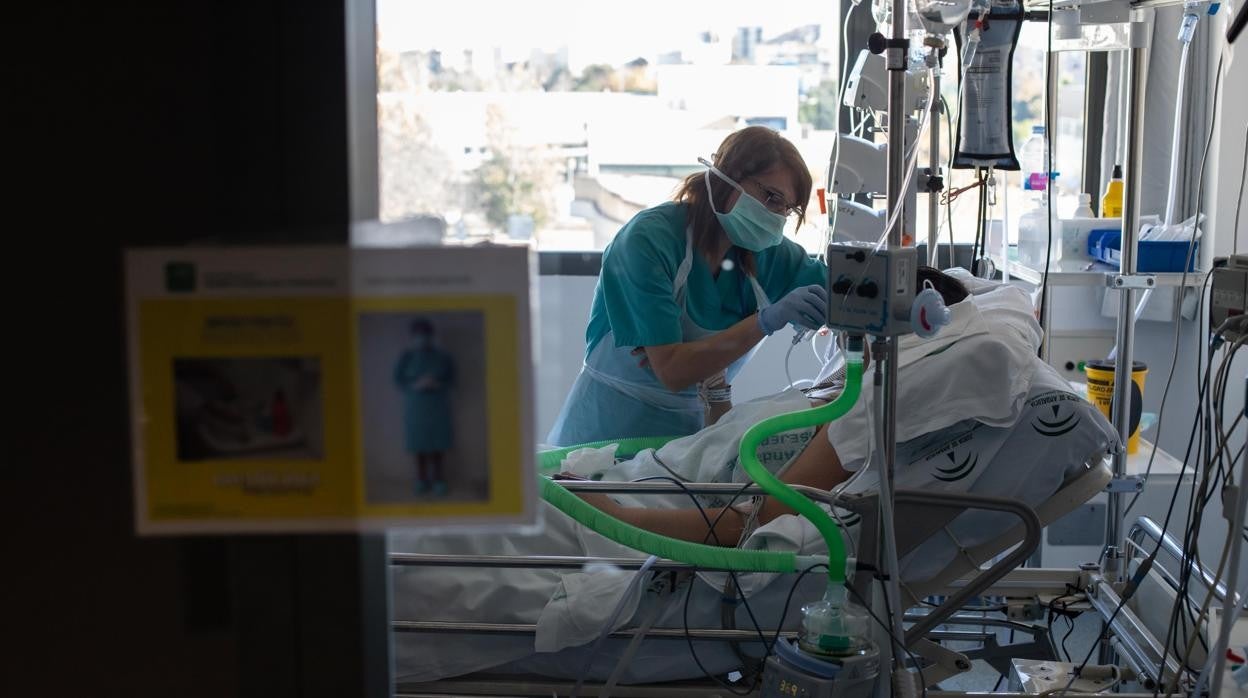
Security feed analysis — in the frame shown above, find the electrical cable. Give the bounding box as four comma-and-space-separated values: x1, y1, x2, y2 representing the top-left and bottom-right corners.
973, 169, 987, 274
1162, 337, 1246, 697
768, 563, 829, 653
567, 472, 772, 693
1178, 337, 1245, 669
1060, 617, 1076, 664
645, 452, 860, 690
942, 95, 958, 269
1235, 122, 1248, 257
1153, 334, 1235, 691
664, 475, 767, 695
632, 476, 771, 650
682, 571, 757, 696
1048, 344, 1220, 698
1046, 585, 1082, 664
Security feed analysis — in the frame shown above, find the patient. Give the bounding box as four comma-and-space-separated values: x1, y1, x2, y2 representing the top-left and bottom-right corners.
569, 267, 974, 547
391, 268, 1118, 685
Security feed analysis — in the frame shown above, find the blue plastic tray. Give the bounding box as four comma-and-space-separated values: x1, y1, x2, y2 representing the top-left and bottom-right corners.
1087, 229, 1198, 272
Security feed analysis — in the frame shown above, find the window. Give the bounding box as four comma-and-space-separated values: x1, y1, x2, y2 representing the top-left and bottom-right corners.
376, 3, 1086, 257
376, 0, 844, 252
919, 21, 1087, 250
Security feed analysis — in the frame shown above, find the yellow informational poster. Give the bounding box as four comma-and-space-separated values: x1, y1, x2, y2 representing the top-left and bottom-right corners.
126, 246, 536, 534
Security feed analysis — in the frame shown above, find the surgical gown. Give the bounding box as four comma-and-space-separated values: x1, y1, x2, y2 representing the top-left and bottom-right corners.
394, 347, 455, 453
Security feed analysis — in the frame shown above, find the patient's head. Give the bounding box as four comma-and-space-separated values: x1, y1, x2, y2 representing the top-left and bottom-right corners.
820, 267, 972, 381
917, 266, 970, 306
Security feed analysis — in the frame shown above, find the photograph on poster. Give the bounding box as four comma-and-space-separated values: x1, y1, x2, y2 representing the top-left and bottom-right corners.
358, 311, 489, 503
173, 357, 324, 462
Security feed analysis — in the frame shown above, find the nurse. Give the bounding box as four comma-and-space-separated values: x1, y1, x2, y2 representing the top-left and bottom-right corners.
547, 127, 829, 446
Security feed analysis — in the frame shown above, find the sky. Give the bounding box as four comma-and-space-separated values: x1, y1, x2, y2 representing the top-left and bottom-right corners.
377, 0, 837, 67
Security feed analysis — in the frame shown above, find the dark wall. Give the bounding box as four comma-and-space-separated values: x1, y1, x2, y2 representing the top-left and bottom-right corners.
6, 2, 365, 695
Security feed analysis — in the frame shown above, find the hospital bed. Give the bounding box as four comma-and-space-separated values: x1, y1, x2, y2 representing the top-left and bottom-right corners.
389, 388, 1120, 697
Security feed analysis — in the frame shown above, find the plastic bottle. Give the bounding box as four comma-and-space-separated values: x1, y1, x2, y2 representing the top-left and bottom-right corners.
1073, 193, 1095, 218
1102, 165, 1124, 218
1017, 197, 1056, 268
799, 586, 872, 657
1020, 125, 1049, 201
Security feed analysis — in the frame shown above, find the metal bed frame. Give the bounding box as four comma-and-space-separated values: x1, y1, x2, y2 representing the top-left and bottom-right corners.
391, 482, 1052, 697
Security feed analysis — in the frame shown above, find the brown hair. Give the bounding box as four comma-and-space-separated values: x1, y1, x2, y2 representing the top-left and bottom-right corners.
672, 126, 813, 276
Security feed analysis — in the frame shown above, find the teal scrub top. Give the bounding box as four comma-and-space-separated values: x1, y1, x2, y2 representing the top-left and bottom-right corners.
585, 201, 828, 357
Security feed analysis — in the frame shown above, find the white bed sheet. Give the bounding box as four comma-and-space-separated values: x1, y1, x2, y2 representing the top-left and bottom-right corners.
391, 360, 1118, 685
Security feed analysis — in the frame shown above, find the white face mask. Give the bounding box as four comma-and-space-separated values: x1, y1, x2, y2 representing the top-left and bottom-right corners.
699, 157, 788, 252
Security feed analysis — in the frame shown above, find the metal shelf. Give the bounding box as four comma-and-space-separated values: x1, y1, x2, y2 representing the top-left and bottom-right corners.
992, 252, 1205, 287
1124, 438, 1188, 477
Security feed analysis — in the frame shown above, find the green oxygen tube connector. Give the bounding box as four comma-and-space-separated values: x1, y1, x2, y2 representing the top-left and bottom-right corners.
737, 337, 865, 585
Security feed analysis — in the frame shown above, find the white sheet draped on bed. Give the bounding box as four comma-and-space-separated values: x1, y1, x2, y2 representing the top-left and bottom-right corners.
390, 279, 1118, 685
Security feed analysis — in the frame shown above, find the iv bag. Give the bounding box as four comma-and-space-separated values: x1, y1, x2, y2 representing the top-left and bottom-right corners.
913, 0, 976, 35
952, 0, 1024, 170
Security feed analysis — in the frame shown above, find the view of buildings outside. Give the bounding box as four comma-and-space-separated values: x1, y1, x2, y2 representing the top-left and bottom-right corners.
377, 0, 1084, 255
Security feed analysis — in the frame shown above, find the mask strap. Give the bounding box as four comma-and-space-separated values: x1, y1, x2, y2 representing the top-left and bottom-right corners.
702, 169, 721, 215
698, 157, 746, 197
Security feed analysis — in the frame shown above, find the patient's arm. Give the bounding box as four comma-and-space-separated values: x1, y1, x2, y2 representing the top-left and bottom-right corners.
573, 425, 851, 546
755, 426, 850, 525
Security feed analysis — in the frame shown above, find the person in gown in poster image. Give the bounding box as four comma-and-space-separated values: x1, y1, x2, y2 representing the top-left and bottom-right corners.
547, 126, 830, 447
394, 318, 455, 496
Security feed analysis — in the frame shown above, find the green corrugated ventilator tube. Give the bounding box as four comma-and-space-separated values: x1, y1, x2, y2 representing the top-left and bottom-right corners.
539, 434, 808, 572
737, 353, 864, 584
535, 350, 863, 575
537, 476, 802, 572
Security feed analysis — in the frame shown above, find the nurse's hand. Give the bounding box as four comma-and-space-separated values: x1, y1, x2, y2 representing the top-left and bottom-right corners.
758, 285, 828, 335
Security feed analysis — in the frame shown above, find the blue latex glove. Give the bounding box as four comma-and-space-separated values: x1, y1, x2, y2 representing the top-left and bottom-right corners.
758, 284, 828, 335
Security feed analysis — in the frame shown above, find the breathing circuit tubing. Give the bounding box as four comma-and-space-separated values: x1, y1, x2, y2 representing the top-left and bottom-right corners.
536, 347, 866, 583
737, 344, 864, 584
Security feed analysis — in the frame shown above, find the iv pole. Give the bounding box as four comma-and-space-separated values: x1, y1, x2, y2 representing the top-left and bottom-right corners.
927, 70, 942, 266
1104, 8, 1154, 584
878, 0, 911, 685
